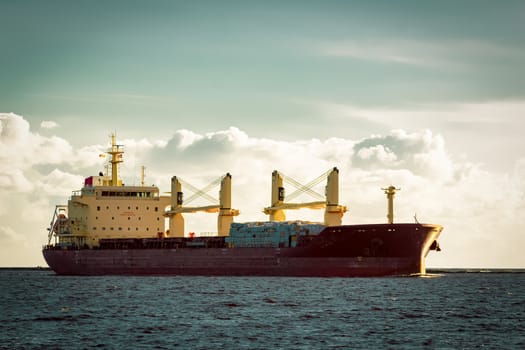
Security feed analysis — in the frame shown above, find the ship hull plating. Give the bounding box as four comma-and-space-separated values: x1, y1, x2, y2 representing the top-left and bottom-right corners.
43, 223, 442, 277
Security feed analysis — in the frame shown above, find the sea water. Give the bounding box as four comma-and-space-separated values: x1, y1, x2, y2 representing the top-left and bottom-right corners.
0, 269, 523, 349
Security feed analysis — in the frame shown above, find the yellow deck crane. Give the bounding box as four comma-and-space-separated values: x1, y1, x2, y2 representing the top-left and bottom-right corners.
164, 174, 239, 237
263, 167, 347, 226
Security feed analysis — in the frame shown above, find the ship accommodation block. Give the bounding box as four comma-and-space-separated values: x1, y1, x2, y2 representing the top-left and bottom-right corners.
67, 183, 170, 247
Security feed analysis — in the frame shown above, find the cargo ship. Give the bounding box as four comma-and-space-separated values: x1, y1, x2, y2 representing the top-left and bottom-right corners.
43, 135, 442, 276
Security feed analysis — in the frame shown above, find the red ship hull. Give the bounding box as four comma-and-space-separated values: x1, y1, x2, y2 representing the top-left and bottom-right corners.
43, 223, 442, 277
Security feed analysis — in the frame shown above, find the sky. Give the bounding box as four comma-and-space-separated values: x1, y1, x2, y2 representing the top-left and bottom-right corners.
1, 0, 524, 268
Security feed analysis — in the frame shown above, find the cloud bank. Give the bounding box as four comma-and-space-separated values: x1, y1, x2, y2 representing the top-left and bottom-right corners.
0, 113, 523, 268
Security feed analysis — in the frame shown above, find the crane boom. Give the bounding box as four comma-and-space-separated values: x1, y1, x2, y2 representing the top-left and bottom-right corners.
264, 168, 347, 225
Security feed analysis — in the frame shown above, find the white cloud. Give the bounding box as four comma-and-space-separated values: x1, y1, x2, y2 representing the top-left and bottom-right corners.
356, 145, 397, 163
0, 168, 34, 193
0, 113, 31, 145
0, 113, 109, 181
37, 169, 84, 196
352, 129, 453, 181
0, 113, 73, 170
40, 120, 59, 129
0, 225, 26, 243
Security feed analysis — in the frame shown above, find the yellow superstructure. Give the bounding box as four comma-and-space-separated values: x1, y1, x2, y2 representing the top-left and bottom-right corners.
63, 184, 170, 247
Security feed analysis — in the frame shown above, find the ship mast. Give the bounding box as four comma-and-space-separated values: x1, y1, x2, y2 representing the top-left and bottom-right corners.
382, 186, 400, 224
108, 133, 123, 186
